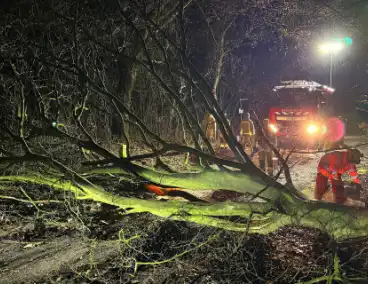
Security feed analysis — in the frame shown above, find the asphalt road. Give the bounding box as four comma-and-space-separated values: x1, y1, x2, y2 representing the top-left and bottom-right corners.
278, 136, 368, 194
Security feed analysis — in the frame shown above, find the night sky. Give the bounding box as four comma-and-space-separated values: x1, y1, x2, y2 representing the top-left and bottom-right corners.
185, 0, 368, 121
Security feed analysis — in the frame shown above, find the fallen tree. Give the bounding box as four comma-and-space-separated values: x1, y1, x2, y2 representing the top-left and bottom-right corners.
0, 145, 368, 242
1, 0, 368, 254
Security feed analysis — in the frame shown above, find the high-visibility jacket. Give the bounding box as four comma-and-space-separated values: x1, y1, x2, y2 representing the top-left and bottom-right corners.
205, 114, 216, 140
240, 119, 255, 136
318, 150, 360, 184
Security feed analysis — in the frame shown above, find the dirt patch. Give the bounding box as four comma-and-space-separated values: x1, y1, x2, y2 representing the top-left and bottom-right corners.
0, 237, 121, 284
1, 202, 368, 283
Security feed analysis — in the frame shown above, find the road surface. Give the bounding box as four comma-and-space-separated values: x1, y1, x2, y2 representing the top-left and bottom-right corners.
278, 136, 368, 199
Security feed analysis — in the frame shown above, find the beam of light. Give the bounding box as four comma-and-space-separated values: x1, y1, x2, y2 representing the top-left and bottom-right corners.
318, 42, 344, 54
307, 124, 319, 134
322, 125, 327, 134
269, 124, 278, 133
322, 85, 335, 94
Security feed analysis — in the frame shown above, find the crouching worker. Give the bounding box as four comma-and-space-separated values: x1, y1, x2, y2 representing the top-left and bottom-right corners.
315, 149, 363, 204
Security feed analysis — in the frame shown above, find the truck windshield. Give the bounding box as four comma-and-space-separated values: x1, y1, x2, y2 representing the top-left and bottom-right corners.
273, 89, 319, 108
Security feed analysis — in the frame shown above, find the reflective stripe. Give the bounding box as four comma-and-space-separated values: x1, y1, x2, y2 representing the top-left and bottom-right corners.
324, 165, 336, 174
353, 178, 361, 184
320, 152, 360, 183
330, 174, 341, 181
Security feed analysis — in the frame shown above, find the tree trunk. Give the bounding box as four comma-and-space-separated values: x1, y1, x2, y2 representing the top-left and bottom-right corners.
1, 168, 368, 241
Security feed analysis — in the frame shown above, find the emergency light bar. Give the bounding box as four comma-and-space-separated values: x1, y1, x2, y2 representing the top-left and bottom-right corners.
320, 85, 335, 94
280, 80, 321, 87
273, 80, 335, 94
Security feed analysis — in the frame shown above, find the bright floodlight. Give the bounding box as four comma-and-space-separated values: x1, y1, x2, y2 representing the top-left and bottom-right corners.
307, 124, 319, 134
318, 42, 344, 54
269, 124, 278, 133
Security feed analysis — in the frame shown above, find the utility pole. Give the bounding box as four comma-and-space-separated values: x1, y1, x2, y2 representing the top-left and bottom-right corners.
239, 98, 248, 120
329, 53, 333, 87
318, 37, 352, 87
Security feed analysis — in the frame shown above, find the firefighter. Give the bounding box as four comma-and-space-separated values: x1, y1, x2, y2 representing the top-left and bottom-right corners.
258, 118, 273, 176
218, 112, 231, 149
240, 112, 256, 153
187, 113, 216, 165
205, 113, 216, 142
315, 148, 363, 204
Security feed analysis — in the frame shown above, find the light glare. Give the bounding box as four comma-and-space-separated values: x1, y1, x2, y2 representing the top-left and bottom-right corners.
269, 124, 278, 133
322, 125, 327, 134
307, 124, 319, 134
318, 42, 344, 54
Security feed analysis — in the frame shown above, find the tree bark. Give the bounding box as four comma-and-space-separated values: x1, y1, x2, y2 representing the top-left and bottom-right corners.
1, 167, 368, 241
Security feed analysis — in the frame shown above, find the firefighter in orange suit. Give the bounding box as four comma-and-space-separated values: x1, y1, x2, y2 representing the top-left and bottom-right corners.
315, 149, 363, 204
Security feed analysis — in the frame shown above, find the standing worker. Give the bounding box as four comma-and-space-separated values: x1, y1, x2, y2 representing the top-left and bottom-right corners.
240, 112, 256, 154
258, 118, 273, 176
218, 112, 231, 149
315, 148, 363, 204
187, 113, 216, 165
205, 113, 217, 142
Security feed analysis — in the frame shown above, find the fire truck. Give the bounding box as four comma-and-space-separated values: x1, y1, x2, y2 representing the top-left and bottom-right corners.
268, 80, 335, 148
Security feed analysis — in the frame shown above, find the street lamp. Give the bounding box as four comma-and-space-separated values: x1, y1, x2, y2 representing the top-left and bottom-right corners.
318, 42, 344, 87
317, 37, 352, 87
239, 98, 248, 120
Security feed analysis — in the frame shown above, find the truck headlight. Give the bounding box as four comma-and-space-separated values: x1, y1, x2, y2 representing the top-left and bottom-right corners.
307, 124, 319, 134
269, 124, 278, 133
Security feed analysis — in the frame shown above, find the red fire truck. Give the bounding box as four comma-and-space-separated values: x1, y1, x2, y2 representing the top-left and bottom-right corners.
268, 80, 335, 148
